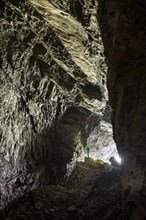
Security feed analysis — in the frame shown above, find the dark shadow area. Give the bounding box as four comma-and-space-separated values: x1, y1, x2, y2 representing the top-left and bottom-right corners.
1, 162, 122, 220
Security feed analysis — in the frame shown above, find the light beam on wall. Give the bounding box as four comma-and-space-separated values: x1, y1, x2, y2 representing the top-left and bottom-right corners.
114, 154, 122, 164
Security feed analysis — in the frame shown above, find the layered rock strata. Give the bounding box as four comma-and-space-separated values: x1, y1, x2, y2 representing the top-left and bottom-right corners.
0, 0, 109, 210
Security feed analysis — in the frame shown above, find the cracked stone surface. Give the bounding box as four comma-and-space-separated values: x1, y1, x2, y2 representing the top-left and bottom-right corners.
0, 0, 113, 210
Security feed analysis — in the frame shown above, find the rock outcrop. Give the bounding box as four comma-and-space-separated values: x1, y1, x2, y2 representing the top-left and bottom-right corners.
98, 0, 146, 219
0, 0, 115, 210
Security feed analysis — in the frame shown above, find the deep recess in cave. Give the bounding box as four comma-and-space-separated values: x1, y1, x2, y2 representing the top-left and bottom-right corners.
0, 0, 146, 220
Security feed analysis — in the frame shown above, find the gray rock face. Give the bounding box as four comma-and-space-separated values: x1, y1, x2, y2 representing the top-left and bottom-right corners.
85, 120, 118, 162
98, 0, 146, 219
0, 0, 114, 210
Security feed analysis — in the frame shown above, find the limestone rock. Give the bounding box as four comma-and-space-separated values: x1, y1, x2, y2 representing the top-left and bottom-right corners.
0, 0, 108, 210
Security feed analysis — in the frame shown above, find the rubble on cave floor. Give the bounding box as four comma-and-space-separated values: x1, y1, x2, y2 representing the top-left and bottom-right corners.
2, 161, 122, 220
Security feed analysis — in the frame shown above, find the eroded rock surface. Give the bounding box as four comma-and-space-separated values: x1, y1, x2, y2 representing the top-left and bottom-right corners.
0, 0, 112, 210
84, 120, 117, 162
98, 0, 146, 219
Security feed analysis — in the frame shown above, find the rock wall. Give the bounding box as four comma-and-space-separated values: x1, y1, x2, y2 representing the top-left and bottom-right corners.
0, 0, 109, 210
98, 0, 146, 219
85, 120, 118, 162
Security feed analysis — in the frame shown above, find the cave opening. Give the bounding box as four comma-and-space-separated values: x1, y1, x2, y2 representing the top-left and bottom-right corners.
2, 0, 146, 219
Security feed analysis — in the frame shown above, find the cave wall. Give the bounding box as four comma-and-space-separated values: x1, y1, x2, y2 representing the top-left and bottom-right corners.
85, 120, 117, 162
98, 0, 146, 219
0, 0, 109, 210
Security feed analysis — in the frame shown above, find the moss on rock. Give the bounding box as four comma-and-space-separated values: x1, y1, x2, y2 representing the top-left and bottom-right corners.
84, 157, 105, 167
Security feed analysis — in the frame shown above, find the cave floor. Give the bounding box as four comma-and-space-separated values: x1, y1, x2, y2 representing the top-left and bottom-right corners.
2, 162, 122, 220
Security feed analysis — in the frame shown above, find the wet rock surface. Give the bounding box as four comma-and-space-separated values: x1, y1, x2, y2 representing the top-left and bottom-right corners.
1, 162, 122, 220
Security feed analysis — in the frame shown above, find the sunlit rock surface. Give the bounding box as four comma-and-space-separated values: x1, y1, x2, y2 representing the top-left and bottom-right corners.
78, 119, 118, 163
0, 0, 114, 210
85, 120, 117, 162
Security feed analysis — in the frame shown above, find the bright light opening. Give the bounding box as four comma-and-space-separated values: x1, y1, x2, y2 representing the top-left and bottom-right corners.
114, 154, 122, 164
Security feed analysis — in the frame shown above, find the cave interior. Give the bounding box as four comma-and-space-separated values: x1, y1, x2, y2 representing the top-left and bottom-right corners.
0, 0, 146, 219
